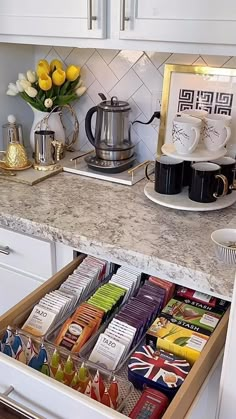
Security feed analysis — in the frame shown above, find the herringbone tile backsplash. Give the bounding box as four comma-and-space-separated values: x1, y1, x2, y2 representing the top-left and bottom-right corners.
35, 46, 236, 162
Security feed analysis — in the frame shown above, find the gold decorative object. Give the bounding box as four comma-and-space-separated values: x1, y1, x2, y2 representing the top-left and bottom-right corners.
0, 143, 31, 170
158, 64, 236, 155
33, 163, 61, 172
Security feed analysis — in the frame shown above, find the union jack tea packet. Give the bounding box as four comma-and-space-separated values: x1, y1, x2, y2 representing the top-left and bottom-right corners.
128, 344, 190, 397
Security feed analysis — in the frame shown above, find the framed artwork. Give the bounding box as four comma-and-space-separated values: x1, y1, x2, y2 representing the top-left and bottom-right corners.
157, 64, 236, 155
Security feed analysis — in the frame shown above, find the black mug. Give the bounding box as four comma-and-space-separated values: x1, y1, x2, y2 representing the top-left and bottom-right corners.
189, 162, 228, 203
211, 157, 236, 195
145, 156, 184, 195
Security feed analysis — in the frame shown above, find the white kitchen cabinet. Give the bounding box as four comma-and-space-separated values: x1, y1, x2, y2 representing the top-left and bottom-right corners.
0, 354, 122, 419
2, 0, 236, 54
0, 0, 106, 40
0, 266, 42, 316
185, 352, 223, 419
117, 0, 236, 45
0, 227, 55, 281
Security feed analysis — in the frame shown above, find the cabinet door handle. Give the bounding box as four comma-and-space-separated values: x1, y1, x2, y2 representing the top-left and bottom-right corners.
0, 245, 10, 255
0, 386, 45, 419
87, 0, 97, 30
120, 0, 130, 31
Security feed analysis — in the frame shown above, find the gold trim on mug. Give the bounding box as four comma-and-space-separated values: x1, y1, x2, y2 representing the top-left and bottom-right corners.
145, 161, 155, 182
213, 174, 228, 198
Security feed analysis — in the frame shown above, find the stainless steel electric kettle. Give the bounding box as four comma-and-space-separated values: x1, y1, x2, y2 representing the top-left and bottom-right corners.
85, 94, 135, 161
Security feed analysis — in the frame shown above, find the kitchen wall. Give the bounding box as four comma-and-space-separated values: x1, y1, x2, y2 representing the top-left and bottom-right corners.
0, 43, 34, 149
3, 45, 234, 161
34, 46, 236, 161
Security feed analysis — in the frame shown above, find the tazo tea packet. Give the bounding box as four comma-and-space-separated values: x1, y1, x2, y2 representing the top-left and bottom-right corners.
146, 316, 209, 365
22, 305, 58, 337
88, 333, 126, 371
162, 298, 223, 334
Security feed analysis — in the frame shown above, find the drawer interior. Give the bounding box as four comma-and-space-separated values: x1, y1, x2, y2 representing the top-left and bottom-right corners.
0, 257, 230, 419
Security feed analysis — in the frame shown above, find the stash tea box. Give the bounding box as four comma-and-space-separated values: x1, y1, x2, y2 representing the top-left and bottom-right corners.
161, 298, 223, 334
128, 344, 190, 398
146, 316, 209, 364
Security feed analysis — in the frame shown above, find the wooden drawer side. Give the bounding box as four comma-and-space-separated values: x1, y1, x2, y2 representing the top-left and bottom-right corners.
162, 309, 229, 419
0, 255, 85, 332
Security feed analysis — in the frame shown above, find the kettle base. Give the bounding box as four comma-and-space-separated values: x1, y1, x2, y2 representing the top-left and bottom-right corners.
85, 154, 136, 174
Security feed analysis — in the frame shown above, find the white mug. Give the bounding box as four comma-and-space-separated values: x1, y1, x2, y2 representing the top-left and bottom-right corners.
180, 109, 208, 143
172, 115, 201, 155
203, 114, 232, 151
181, 109, 208, 120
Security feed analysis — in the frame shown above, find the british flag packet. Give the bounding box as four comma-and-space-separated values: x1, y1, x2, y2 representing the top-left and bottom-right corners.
128, 344, 190, 397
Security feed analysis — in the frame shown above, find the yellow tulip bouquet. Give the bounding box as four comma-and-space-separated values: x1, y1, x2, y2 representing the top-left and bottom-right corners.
6, 59, 86, 112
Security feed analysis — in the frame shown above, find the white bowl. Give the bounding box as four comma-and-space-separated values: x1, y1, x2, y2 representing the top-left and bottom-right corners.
211, 228, 236, 265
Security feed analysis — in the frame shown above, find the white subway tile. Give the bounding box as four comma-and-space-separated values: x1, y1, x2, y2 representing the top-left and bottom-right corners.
146, 51, 172, 68
109, 69, 142, 100
97, 49, 119, 64
87, 80, 110, 104
86, 51, 118, 92
80, 65, 96, 88
201, 55, 231, 67
133, 55, 163, 92
65, 48, 95, 67
132, 85, 152, 119
73, 93, 95, 124
222, 57, 236, 68
109, 50, 144, 79
53, 46, 72, 61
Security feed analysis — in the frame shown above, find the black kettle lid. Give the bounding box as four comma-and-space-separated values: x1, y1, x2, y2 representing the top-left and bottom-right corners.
98, 95, 131, 112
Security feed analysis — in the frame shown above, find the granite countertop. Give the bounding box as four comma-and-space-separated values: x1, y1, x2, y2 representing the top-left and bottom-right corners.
0, 172, 235, 300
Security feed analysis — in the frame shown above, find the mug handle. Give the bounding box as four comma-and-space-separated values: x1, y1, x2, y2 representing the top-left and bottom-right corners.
189, 127, 200, 153
213, 174, 228, 198
222, 126, 231, 148
145, 161, 155, 182
229, 168, 236, 191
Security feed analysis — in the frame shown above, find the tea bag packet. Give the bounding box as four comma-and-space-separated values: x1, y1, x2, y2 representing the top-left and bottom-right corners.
89, 333, 126, 371
22, 304, 58, 337
53, 301, 106, 353
11, 330, 26, 363
149, 276, 175, 306
146, 316, 209, 365
175, 286, 230, 312
162, 298, 223, 335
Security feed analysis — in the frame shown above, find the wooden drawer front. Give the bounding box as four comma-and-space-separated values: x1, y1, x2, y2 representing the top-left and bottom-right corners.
0, 227, 54, 279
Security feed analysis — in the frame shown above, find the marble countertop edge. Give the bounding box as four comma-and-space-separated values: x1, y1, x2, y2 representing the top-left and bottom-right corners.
0, 212, 233, 301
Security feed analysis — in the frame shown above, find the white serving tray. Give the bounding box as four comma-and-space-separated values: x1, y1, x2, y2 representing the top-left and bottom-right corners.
144, 182, 236, 212
161, 143, 227, 162
63, 153, 145, 186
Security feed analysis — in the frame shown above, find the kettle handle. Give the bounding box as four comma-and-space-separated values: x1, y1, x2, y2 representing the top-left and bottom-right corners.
85, 106, 97, 147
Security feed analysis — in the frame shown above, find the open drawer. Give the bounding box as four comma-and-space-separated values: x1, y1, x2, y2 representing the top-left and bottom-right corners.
0, 256, 230, 419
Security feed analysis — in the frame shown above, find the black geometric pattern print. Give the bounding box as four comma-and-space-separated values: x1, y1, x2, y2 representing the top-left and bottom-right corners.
178, 89, 233, 115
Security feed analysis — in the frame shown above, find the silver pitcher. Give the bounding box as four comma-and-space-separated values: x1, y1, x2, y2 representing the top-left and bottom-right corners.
34, 130, 63, 170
